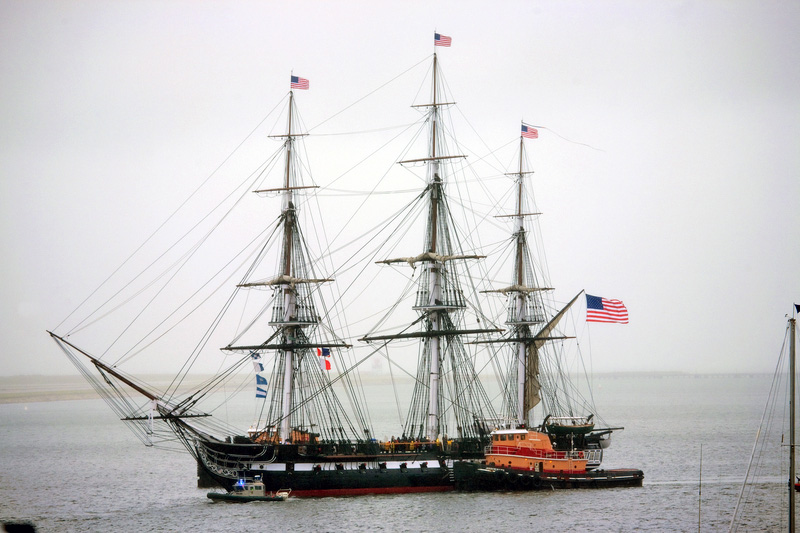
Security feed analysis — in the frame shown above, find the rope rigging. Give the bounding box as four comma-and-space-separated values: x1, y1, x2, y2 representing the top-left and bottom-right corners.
48, 50, 604, 462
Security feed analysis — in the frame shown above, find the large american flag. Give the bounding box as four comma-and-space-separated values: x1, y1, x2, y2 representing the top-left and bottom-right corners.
434, 33, 452, 47
586, 294, 629, 323
521, 124, 538, 139
290, 75, 309, 90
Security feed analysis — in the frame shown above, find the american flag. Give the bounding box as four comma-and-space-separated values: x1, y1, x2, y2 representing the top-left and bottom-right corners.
290, 75, 309, 90
586, 294, 629, 324
521, 124, 538, 139
434, 33, 452, 47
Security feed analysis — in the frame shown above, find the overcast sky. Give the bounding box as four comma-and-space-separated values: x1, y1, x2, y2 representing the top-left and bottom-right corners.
1, 0, 798, 377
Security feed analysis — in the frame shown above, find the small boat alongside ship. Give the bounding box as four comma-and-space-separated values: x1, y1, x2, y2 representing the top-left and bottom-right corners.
207, 476, 291, 502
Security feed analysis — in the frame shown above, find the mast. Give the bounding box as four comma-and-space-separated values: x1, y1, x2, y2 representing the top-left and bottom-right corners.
222, 86, 365, 445
501, 132, 549, 427
513, 136, 527, 425
279, 91, 297, 443
481, 126, 590, 429
362, 51, 500, 443
49, 75, 374, 461
791, 311, 796, 532
729, 308, 800, 531
500, 132, 548, 427
426, 52, 442, 441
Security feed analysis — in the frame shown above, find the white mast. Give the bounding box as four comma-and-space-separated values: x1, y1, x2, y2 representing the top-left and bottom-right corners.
495, 134, 544, 427
790, 310, 796, 532
425, 53, 442, 441
487, 130, 587, 429
729, 307, 800, 531
513, 137, 528, 426
279, 90, 297, 443
363, 49, 500, 444
223, 84, 362, 445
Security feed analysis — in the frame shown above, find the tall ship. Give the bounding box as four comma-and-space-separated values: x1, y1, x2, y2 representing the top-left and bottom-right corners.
50, 37, 639, 497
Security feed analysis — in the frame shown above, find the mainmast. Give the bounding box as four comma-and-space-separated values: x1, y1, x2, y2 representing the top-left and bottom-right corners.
363, 52, 500, 443
425, 53, 443, 441
279, 90, 297, 443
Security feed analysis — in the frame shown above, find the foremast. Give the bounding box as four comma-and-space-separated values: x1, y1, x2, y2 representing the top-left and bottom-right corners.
223, 89, 368, 446
363, 53, 499, 444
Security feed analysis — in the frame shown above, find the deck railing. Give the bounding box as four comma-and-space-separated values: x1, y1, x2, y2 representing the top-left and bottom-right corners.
485, 445, 586, 460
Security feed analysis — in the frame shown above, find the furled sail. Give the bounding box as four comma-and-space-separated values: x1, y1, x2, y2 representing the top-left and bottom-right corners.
523, 343, 541, 412
523, 291, 583, 414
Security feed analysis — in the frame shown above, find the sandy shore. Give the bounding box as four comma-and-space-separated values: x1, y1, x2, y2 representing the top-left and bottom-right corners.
0, 374, 215, 404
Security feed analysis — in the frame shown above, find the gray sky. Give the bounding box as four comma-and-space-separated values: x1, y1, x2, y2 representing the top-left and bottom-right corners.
1, 0, 798, 377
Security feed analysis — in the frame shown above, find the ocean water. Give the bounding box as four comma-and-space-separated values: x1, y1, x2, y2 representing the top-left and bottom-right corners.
0, 374, 791, 532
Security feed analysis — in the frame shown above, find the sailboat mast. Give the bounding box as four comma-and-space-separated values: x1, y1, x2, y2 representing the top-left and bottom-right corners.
426, 52, 442, 441
791, 312, 796, 532
280, 91, 297, 443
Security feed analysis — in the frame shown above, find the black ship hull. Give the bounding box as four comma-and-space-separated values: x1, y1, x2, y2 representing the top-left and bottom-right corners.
453, 461, 643, 491
195, 439, 467, 497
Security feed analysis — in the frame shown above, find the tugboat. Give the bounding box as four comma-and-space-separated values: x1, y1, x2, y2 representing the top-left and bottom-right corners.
207, 475, 291, 502
453, 428, 643, 491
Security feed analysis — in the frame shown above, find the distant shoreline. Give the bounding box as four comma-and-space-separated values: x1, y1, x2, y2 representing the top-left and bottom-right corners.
0, 374, 214, 405
0, 372, 772, 405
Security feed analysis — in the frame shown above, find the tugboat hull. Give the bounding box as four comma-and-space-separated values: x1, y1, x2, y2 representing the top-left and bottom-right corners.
453, 461, 643, 491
